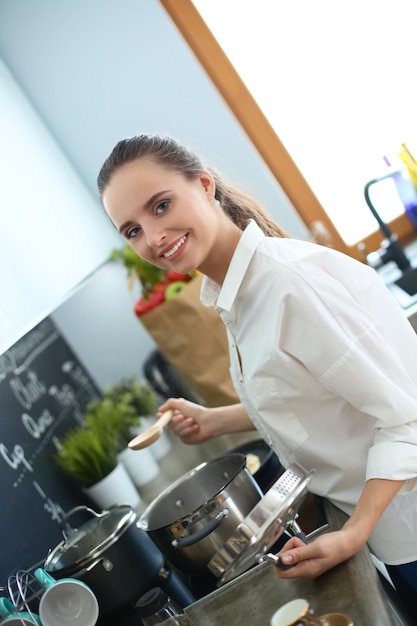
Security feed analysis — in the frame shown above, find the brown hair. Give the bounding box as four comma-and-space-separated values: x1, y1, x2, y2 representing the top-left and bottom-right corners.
97, 133, 287, 238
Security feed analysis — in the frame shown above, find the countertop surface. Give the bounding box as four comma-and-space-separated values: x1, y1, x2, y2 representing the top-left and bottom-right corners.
185, 500, 410, 626
375, 238, 417, 326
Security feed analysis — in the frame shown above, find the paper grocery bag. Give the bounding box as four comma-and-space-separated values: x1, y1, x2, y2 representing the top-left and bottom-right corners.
139, 274, 239, 407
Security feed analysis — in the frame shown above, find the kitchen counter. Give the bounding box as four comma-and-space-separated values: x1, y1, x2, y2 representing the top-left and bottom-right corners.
406, 302, 417, 332
375, 238, 417, 328
184, 499, 410, 626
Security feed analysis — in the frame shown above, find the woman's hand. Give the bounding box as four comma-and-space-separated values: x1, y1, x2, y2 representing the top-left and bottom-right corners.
275, 478, 404, 579
157, 397, 217, 445
157, 398, 255, 445
274, 527, 363, 579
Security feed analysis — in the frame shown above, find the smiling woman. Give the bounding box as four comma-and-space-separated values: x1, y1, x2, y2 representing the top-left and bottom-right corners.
160, 0, 417, 258
98, 128, 417, 618
98, 133, 284, 284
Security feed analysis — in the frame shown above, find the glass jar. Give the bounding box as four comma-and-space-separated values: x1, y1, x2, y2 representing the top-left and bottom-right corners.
133, 587, 193, 625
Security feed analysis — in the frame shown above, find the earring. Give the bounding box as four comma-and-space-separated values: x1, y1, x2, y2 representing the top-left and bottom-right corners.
214, 199, 221, 206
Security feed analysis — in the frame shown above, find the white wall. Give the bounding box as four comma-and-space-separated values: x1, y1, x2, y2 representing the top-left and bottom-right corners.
0, 58, 121, 354
0, 0, 308, 388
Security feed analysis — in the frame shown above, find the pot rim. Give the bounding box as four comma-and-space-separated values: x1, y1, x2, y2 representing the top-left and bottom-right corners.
138, 453, 249, 531
44, 504, 137, 575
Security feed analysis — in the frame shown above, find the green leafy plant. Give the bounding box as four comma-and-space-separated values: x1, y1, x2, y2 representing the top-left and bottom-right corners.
110, 244, 165, 297
55, 420, 118, 487
104, 377, 159, 419
55, 378, 159, 487
84, 395, 139, 450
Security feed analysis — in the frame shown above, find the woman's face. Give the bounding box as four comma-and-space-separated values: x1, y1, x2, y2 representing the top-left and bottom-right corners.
103, 158, 237, 282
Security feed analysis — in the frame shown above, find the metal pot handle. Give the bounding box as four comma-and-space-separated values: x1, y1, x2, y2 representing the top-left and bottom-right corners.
59, 505, 103, 540
64, 556, 115, 579
172, 509, 229, 548
264, 519, 308, 570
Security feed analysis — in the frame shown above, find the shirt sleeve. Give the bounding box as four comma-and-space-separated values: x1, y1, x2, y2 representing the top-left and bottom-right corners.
279, 261, 417, 491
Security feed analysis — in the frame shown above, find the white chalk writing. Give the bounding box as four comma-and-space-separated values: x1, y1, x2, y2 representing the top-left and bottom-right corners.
0, 352, 16, 384
22, 409, 54, 439
33, 480, 65, 523
9, 370, 47, 410
49, 383, 76, 408
0, 443, 33, 472
62, 360, 94, 390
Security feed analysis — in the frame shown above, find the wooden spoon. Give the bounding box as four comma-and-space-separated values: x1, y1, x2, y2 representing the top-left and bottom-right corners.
128, 410, 174, 450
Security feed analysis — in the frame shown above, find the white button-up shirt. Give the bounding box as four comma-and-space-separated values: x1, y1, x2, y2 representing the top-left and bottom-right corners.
201, 220, 417, 564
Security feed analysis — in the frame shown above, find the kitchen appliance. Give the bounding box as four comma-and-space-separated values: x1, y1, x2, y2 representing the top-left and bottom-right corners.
363, 173, 417, 296
2, 571, 45, 626
43, 505, 194, 617
0, 594, 41, 626
138, 454, 263, 576
208, 463, 314, 585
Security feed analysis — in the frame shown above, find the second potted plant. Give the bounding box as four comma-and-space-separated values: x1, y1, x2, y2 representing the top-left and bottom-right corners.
100, 377, 162, 483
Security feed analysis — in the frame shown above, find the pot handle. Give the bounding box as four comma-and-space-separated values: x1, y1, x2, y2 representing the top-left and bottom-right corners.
75, 556, 115, 577
59, 505, 103, 540
265, 519, 308, 570
172, 509, 229, 548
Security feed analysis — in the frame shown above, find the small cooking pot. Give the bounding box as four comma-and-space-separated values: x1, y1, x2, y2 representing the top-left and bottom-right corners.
138, 454, 263, 575
228, 439, 282, 493
43, 505, 194, 615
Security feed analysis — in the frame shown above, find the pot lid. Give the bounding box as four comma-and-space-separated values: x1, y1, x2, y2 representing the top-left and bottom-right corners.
134, 587, 171, 617
208, 464, 315, 586
45, 505, 137, 574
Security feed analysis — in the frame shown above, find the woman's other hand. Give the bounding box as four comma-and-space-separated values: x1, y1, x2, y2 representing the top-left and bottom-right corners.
157, 397, 215, 444
275, 478, 404, 579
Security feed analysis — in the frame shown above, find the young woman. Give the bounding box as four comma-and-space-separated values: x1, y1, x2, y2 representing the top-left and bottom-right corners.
98, 133, 417, 614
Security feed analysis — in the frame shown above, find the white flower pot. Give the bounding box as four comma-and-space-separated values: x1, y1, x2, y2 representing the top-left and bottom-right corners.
83, 462, 141, 510
131, 417, 172, 461
118, 446, 159, 487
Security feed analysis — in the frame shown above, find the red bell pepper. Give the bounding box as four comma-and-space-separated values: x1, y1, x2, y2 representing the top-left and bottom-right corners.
134, 290, 165, 316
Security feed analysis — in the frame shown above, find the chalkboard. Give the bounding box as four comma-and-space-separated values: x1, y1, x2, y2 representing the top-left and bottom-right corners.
0, 317, 101, 587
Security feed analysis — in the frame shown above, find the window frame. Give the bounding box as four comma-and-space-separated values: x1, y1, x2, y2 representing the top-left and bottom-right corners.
160, 0, 416, 259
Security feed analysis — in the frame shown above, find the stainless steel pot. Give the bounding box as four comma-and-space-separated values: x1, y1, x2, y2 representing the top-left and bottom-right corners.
208, 463, 314, 585
138, 453, 263, 575
43, 505, 194, 615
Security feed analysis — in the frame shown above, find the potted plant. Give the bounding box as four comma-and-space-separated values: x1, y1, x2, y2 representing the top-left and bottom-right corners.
85, 391, 141, 451
55, 399, 141, 510
103, 376, 159, 421
101, 377, 163, 479
55, 420, 118, 488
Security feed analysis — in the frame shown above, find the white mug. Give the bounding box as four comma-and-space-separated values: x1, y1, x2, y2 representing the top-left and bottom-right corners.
0, 597, 41, 625
271, 599, 321, 626
271, 599, 353, 626
34, 568, 99, 626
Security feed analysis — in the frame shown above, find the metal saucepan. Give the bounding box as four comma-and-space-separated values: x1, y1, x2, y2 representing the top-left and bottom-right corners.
208, 463, 315, 585
138, 454, 263, 575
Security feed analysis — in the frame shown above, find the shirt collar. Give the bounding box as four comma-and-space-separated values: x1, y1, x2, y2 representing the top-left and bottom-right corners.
201, 219, 265, 311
